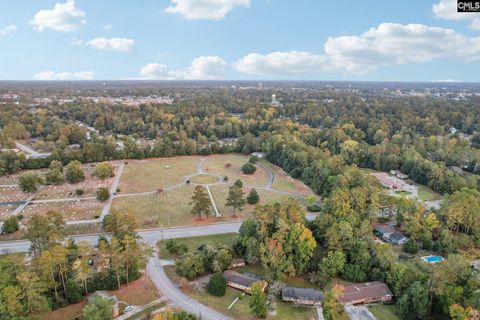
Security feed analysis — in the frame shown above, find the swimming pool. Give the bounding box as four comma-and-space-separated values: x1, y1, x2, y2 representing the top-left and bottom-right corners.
422, 255, 444, 264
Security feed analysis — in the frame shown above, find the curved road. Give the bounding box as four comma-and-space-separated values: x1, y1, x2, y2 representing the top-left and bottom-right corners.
256, 161, 275, 189
148, 257, 232, 320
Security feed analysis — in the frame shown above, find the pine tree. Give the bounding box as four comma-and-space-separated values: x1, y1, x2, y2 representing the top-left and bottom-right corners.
226, 185, 246, 217
189, 186, 212, 219
247, 188, 260, 204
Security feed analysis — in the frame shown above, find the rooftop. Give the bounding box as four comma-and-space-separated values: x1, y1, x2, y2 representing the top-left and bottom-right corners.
223, 270, 260, 288
282, 287, 324, 302
339, 282, 392, 304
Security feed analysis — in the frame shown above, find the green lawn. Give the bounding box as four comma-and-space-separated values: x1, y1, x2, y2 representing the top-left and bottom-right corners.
157, 233, 239, 259
119, 156, 200, 193
188, 286, 317, 320
203, 154, 269, 187
416, 184, 442, 201
259, 160, 313, 197
368, 304, 401, 320
209, 184, 306, 218
112, 185, 205, 228
190, 174, 220, 184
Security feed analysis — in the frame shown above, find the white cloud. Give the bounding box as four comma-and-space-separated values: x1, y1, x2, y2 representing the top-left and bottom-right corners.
30, 0, 85, 32
85, 37, 135, 52
234, 51, 327, 75
186, 56, 227, 79
433, 0, 480, 30
139, 63, 170, 79
165, 0, 250, 20
138, 56, 227, 80
34, 71, 95, 80
234, 23, 480, 75
324, 23, 480, 73
0, 25, 17, 37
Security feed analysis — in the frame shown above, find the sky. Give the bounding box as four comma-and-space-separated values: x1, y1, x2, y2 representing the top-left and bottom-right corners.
0, 0, 479, 81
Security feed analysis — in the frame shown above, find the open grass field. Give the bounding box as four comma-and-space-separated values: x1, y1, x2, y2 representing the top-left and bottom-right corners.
119, 157, 199, 193
113, 184, 249, 228
203, 154, 269, 187
209, 184, 306, 217
157, 233, 238, 259
416, 184, 443, 201
368, 304, 401, 320
190, 174, 220, 184
23, 200, 103, 221
113, 185, 198, 228
260, 160, 313, 196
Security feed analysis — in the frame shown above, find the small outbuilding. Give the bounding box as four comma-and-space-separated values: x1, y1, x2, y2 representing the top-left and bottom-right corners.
281, 287, 324, 306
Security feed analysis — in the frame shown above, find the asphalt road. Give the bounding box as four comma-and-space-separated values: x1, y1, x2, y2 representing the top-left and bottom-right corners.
147, 257, 232, 320
0, 214, 317, 254
0, 221, 244, 254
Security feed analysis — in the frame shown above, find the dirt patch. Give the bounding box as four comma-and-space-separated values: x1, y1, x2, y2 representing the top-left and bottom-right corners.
108, 275, 161, 306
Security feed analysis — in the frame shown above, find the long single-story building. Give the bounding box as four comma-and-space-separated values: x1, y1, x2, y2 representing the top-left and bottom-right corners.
339, 282, 393, 305
223, 270, 266, 293
281, 287, 324, 306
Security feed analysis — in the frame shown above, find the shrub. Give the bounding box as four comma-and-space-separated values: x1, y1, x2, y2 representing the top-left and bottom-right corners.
93, 162, 115, 179
176, 253, 205, 279
165, 239, 188, 257
249, 155, 259, 164
65, 160, 85, 184
247, 189, 260, 204
18, 172, 43, 193
241, 163, 256, 174
404, 238, 419, 254
75, 189, 85, 196
96, 187, 110, 202
2, 216, 19, 234
206, 272, 227, 296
